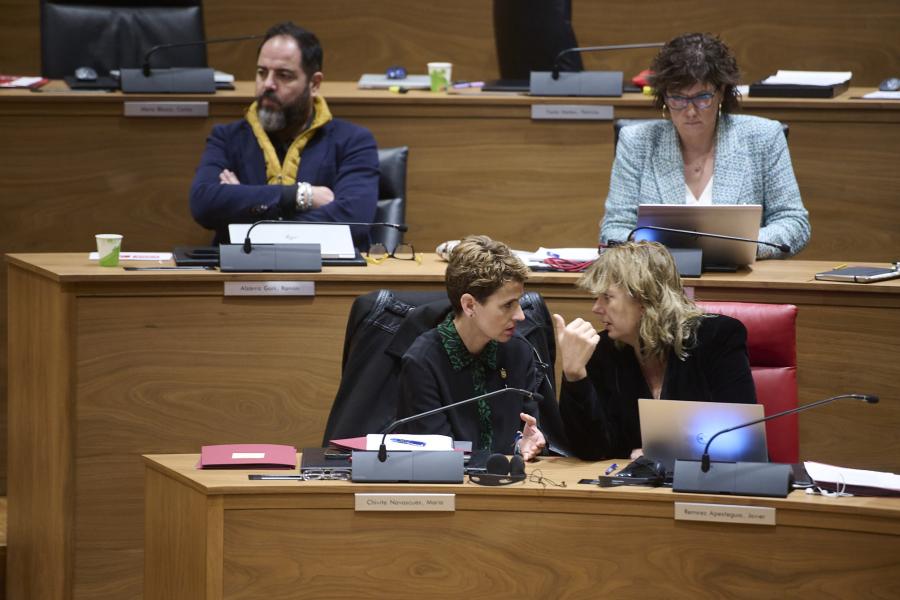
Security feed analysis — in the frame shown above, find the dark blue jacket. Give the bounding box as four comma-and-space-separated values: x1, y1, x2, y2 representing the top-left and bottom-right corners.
189, 117, 379, 247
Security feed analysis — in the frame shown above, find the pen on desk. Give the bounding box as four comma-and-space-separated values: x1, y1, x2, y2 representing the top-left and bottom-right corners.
123, 266, 216, 271
604, 463, 619, 476
389, 437, 426, 447
248, 474, 305, 480
832, 263, 847, 270
451, 81, 485, 89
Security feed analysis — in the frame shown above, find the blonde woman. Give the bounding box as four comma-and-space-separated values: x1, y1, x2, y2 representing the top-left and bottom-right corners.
553, 241, 756, 460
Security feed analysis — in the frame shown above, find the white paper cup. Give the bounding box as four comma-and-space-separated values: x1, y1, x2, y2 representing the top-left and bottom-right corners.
96, 234, 123, 267
427, 62, 453, 92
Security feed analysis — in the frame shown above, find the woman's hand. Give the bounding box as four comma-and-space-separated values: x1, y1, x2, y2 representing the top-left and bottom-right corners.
553, 314, 600, 382
518, 412, 546, 461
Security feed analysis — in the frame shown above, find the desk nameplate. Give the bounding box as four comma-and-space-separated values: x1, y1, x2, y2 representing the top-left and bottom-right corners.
531, 104, 614, 120
123, 101, 209, 117
674, 502, 775, 526
355, 493, 455, 512
224, 281, 315, 296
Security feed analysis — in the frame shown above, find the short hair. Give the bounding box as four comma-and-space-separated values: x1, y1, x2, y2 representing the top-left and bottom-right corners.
445, 235, 530, 315
649, 32, 741, 115
578, 241, 703, 360
259, 22, 323, 79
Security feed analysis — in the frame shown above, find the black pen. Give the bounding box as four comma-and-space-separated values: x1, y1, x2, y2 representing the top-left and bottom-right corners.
123, 266, 216, 271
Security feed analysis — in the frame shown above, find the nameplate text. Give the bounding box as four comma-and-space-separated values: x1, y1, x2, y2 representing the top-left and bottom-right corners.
224, 281, 315, 296
531, 104, 614, 121
355, 493, 456, 512
674, 502, 775, 526
124, 102, 209, 117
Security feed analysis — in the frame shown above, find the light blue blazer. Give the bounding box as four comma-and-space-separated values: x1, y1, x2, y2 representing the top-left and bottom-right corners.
600, 114, 811, 258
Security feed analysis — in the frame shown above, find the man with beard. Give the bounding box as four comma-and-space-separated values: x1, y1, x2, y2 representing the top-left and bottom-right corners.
190, 22, 379, 248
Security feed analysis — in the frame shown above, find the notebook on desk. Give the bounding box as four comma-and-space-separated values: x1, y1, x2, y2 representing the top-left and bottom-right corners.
638, 398, 768, 474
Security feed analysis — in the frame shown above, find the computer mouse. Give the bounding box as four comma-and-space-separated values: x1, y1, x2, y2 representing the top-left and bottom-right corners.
74, 66, 98, 82
385, 65, 407, 80
879, 77, 900, 92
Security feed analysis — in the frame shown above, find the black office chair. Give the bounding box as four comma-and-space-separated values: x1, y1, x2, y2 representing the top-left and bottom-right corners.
613, 118, 789, 151
40, 0, 207, 79
372, 146, 409, 252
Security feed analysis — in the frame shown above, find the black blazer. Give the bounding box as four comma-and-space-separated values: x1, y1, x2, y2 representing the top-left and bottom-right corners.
560, 314, 756, 460
399, 329, 540, 454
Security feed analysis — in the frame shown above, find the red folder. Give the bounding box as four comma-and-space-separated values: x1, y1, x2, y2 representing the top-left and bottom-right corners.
199, 444, 297, 469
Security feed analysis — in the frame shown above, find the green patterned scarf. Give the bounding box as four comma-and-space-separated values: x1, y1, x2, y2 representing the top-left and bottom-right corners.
437, 313, 498, 451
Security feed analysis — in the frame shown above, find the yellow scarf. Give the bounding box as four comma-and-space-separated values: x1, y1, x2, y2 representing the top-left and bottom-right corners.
245, 95, 333, 185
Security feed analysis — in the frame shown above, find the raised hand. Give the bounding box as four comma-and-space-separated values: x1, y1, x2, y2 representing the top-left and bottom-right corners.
552, 313, 600, 382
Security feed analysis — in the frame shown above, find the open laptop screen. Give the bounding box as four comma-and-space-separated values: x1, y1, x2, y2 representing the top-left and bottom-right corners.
638, 398, 768, 473
634, 204, 763, 269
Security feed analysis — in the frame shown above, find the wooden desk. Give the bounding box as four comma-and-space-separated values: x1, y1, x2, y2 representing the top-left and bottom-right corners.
6, 253, 900, 599
142, 453, 900, 599
1, 81, 899, 500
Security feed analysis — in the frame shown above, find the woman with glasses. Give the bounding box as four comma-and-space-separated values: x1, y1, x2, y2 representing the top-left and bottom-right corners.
397, 235, 546, 459
553, 241, 756, 460
600, 33, 810, 258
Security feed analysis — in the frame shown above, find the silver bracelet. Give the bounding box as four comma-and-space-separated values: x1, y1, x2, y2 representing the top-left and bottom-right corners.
295, 182, 313, 212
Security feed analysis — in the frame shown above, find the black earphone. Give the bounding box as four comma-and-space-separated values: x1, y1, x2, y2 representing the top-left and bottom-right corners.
469, 453, 526, 486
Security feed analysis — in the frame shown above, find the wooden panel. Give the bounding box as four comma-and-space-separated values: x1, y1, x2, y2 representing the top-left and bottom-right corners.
144, 468, 222, 600
72, 293, 351, 598
5, 266, 74, 600
221, 506, 900, 599
3, 1, 899, 86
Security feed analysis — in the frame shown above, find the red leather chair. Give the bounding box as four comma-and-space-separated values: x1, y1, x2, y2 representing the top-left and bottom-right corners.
696, 301, 799, 463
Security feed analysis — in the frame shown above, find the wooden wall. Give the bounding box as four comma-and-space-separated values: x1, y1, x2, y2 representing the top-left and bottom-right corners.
2, 0, 898, 86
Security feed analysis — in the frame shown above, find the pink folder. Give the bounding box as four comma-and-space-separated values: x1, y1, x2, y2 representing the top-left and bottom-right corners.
199, 444, 297, 469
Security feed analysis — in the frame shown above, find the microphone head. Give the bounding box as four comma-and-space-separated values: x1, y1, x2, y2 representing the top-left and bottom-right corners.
778, 243, 791, 253
242, 237, 252, 254
863, 394, 880, 404
396, 223, 409, 232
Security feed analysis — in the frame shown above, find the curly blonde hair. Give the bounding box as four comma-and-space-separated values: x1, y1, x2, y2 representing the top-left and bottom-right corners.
446, 235, 529, 315
578, 241, 703, 360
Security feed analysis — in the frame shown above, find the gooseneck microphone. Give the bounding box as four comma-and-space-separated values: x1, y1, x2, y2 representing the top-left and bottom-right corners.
626, 225, 791, 255
141, 34, 264, 76
241, 219, 409, 254
376, 387, 543, 462
700, 393, 879, 472
550, 43, 665, 80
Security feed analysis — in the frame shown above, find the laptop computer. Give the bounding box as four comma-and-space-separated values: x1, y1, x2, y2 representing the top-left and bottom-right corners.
633, 204, 763, 271
637, 398, 768, 474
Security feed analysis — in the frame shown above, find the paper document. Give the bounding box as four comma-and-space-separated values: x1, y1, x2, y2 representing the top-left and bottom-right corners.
805, 461, 900, 493
760, 70, 852, 86
515, 247, 599, 268
365, 434, 454, 452
862, 91, 900, 100
89, 252, 173, 261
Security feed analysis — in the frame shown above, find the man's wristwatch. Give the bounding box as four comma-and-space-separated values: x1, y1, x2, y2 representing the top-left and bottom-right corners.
295, 182, 313, 212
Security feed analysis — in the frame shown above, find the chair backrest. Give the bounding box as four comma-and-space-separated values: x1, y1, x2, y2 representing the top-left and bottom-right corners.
372, 146, 409, 251
696, 301, 798, 463
40, 0, 207, 79
613, 118, 790, 152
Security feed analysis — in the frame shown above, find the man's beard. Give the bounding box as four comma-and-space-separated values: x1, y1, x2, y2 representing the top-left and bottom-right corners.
256, 85, 312, 133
